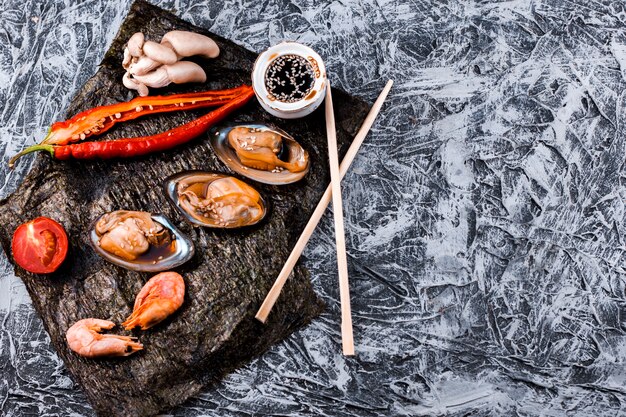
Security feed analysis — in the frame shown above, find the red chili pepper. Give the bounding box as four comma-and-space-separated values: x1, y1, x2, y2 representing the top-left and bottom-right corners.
42, 85, 250, 145
9, 86, 254, 167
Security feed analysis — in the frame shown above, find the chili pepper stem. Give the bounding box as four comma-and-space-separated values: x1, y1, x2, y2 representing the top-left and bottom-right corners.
40, 127, 54, 145
8, 144, 55, 169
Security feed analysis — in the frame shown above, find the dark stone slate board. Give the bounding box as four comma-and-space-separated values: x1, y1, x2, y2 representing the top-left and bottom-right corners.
0, 1, 369, 415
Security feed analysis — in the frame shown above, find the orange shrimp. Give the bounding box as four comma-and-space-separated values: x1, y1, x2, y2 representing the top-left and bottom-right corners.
66, 318, 143, 358
122, 271, 185, 330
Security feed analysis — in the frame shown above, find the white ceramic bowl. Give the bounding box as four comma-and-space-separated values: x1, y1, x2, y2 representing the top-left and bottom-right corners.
252, 42, 327, 119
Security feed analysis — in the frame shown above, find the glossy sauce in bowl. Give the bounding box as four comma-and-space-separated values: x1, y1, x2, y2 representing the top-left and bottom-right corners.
252, 42, 326, 119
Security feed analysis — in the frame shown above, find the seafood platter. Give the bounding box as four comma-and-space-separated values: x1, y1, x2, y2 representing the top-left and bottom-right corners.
0, 1, 371, 416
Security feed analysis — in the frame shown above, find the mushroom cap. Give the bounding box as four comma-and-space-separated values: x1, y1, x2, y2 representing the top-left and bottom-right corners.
127, 32, 145, 57
164, 61, 207, 84
143, 40, 178, 65
161, 31, 220, 59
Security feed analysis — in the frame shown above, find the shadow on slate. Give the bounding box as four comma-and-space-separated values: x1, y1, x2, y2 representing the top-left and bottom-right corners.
0, 1, 370, 416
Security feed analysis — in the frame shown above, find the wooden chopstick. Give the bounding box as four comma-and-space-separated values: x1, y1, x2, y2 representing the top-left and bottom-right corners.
255, 79, 394, 328
324, 81, 354, 355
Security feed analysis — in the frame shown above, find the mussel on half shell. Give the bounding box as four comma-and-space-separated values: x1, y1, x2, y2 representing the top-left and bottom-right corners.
89, 210, 194, 272
209, 123, 309, 185
164, 171, 267, 228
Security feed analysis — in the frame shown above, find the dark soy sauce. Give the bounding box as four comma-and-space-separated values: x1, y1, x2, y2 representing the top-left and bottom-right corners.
130, 229, 177, 266
264, 54, 315, 103
139, 238, 178, 265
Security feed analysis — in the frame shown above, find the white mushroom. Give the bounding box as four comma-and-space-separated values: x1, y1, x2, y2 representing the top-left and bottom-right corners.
122, 31, 218, 96
128, 55, 161, 76
127, 32, 145, 57
142, 40, 178, 65
165, 61, 207, 83
161, 31, 220, 59
132, 61, 207, 90
131, 67, 170, 90
122, 47, 132, 69
122, 72, 149, 97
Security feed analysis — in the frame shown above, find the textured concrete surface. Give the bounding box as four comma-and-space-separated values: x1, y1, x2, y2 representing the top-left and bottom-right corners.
3, 0, 626, 415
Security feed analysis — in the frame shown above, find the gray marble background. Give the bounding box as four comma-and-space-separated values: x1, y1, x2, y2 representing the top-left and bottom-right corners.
3, 0, 626, 415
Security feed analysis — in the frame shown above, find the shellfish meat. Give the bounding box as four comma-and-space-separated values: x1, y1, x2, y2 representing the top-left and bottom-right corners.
90, 210, 194, 272
210, 123, 309, 185
165, 171, 267, 228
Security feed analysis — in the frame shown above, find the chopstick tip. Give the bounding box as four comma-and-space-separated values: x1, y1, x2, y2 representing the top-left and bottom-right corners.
255, 311, 268, 324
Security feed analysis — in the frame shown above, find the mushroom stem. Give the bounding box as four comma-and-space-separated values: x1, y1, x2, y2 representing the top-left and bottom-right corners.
122, 72, 149, 97
122, 47, 132, 68
132, 61, 207, 89
128, 55, 161, 76
131, 67, 170, 89
127, 32, 145, 57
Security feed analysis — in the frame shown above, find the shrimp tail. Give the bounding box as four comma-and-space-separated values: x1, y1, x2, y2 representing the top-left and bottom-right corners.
122, 339, 144, 355
122, 303, 152, 330
99, 335, 144, 356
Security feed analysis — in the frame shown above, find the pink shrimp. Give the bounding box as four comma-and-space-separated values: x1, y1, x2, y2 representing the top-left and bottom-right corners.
122, 271, 185, 330
66, 318, 143, 358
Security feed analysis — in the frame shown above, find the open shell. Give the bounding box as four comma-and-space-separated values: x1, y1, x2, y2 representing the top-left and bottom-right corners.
89, 211, 194, 272
209, 123, 309, 185
164, 171, 268, 228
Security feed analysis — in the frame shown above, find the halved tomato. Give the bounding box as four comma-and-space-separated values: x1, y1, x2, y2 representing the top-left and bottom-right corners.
12, 217, 69, 274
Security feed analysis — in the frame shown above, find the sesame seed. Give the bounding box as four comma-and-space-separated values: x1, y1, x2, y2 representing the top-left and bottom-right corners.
264, 54, 315, 103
